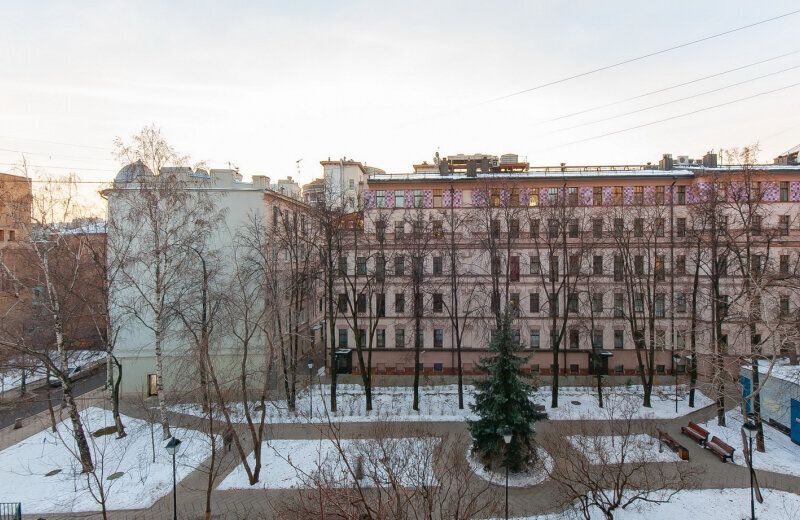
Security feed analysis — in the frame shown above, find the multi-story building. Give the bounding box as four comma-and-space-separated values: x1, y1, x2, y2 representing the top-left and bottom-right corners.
326, 152, 800, 381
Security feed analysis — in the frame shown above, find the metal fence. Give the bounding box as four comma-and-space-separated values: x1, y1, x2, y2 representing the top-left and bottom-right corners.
0, 503, 20, 520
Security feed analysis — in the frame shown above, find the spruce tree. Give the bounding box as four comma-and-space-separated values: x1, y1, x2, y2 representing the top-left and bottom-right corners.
469, 307, 544, 472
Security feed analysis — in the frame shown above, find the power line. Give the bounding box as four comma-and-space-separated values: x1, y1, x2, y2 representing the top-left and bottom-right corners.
0, 136, 112, 152
487, 8, 800, 104
549, 63, 800, 135
0, 147, 116, 163
0, 163, 113, 173
539, 49, 800, 124
553, 80, 800, 148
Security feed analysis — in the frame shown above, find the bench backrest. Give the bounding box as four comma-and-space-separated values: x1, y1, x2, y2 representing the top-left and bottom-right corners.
710, 436, 734, 453
688, 422, 709, 436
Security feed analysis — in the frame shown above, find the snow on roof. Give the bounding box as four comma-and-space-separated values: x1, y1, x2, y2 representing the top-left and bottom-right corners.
368, 169, 697, 183
751, 358, 800, 385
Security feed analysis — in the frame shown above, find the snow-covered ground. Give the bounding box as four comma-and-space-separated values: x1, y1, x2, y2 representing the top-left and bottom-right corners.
699, 409, 800, 477
468, 446, 553, 487
567, 434, 681, 464
0, 350, 107, 394
510, 488, 800, 520
171, 383, 713, 424
219, 437, 439, 490
0, 407, 213, 513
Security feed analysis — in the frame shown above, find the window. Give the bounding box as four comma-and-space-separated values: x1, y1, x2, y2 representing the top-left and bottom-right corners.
338, 294, 348, 313
657, 364, 665, 374
592, 219, 603, 238
614, 256, 623, 281
376, 329, 386, 348
376, 257, 386, 282
509, 219, 520, 238
491, 219, 501, 238
613, 218, 623, 237
751, 182, 761, 201
394, 221, 404, 239
433, 189, 442, 207
530, 330, 540, 349
570, 329, 580, 349
530, 219, 540, 237
530, 255, 540, 274
356, 257, 367, 275
377, 293, 386, 317
780, 254, 790, 274
780, 215, 789, 236
613, 186, 623, 205
416, 328, 424, 347
718, 295, 729, 318
548, 219, 558, 238
395, 293, 405, 313
568, 292, 578, 313
593, 329, 603, 349
593, 186, 603, 205
655, 255, 665, 281
491, 291, 500, 313
413, 220, 424, 238
433, 256, 443, 275
491, 189, 500, 207
491, 255, 501, 276
655, 293, 665, 317
752, 215, 762, 236
781, 181, 789, 202
529, 192, 540, 207
634, 186, 643, 205
349, 179, 355, 190
614, 330, 624, 349
395, 191, 404, 208
592, 293, 603, 313
568, 187, 578, 206
339, 255, 348, 275
593, 255, 603, 275
568, 219, 578, 238
656, 329, 666, 350
147, 374, 158, 396
376, 221, 385, 240
677, 218, 686, 237
433, 293, 444, 312
780, 295, 790, 316
529, 293, 540, 313
634, 293, 644, 313
550, 331, 559, 349
655, 218, 665, 237
676, 293, 686, 312
614, 364, 624, 374
677, 330, 686, 349
414, 189, 423, 208
549, 255, 559, 281
510, 293, 520, 316
434, 363, 443, 372
634, 218, 643, 237
510, 256, 520, 281
717, 184, 727, 202
395, 328, 405, 348
339, 329, 348, 348
548, 187, 558, 206
656, 185, 665, 204
569, 254, 579, 275
432, 220, 443, 238
676, 255, 686, 275
549, 294, 559, 317
376, 190, 386, 208
434, 329, 444, 348
634, 255, 644, 276
357, 294, 367, 314
414, 293, 424, 316
677, 185, 686, 204
719, 216, 727, 236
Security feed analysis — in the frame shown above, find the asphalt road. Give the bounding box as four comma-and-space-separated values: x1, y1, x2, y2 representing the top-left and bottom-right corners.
0, 365, 106, 430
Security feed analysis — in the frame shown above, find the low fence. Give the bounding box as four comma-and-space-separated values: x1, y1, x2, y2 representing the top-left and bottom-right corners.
0, 503, 21, 520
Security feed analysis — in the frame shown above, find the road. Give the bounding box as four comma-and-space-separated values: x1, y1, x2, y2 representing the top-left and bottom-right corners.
0, 365, 106, 429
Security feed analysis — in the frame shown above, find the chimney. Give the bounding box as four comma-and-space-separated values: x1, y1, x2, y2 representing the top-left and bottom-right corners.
466, 160, 477, 177
703, 153, 718, 168
439, 159, 450, 176
659, 154, 673, 171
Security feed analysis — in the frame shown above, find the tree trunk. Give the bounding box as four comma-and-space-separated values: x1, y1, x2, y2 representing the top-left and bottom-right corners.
64, 384, 94, 472
111, 357, 126, 437
153, 321, 171, 439
46, 365, 57, 432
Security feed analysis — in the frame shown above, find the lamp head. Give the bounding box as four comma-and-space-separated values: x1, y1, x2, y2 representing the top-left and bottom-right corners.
673, 353, 681, 363
742, 421, 758, 439
307, 359, 314, 370
502, 425, 512, 444
165, 437, 182, 455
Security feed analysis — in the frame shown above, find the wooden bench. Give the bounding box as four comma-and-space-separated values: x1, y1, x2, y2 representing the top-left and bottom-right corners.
657, 429, 690, 460
706, 436, 735, 462
680, 421, 709, 445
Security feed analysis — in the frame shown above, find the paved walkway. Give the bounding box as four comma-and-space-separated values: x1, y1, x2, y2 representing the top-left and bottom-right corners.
4, 385, 798, 520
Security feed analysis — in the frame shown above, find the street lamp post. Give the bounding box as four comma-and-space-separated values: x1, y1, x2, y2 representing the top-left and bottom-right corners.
164, 437, 182, 520
502, 425, 512, 520
672, 353, 681, 413
307, 359, 314, 418
743, 421, 758, 520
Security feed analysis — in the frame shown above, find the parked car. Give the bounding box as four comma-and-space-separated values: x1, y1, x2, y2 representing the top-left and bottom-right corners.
47, 377, 62, 388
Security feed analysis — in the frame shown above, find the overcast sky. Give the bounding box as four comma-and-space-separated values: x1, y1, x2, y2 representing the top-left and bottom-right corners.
2, 0, 799, 195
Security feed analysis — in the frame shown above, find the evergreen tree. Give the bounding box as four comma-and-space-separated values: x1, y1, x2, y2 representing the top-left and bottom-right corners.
469, 307, 545, 472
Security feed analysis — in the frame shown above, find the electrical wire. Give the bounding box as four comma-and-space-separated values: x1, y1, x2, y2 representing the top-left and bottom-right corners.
539, 50, 800, 124
0, 136, 112, 152
552, 80, 800, 148
0, 147, 116, 163
487, 8, 800, 104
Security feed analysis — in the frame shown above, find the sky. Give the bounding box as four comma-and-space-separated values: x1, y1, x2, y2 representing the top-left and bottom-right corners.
2, 0, 800, 208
